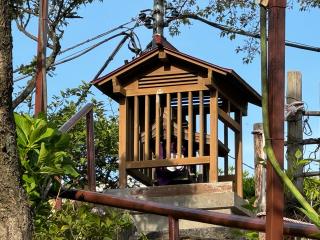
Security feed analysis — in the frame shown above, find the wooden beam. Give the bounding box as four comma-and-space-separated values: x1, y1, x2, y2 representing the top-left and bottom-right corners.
166, 94, 171, 159
199, 91, 204, 156
235, 110, 243, 197
145, 95, 150, 161
218, 108, 240, 132
119, 98, 128, 188
133, 96, 139, 161
155, 94, 160, 160
126, 156, 210, 169
188, 91, 193, 157
177, 92, 182, 158
209, 89, 218, 182
127, 169, 153, 186
112, 78, 126, 96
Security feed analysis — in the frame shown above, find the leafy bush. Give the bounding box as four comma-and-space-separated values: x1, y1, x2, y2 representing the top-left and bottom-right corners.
34, 200, 132, 240
15, 113, 133, 239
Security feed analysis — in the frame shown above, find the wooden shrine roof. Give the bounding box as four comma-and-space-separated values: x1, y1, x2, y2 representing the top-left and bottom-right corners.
92, 45, 261, 107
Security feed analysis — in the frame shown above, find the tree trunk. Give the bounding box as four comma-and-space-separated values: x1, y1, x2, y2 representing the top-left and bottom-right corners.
0, 1, 33, 239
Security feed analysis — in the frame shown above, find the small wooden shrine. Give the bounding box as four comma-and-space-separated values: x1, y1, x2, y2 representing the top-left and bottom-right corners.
93, 37, 261, 197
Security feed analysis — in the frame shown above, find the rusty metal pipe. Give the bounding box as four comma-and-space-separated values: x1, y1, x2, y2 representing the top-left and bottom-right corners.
168, 216, 179, 240
86, 109, 96, 191
59, 189, 320, 239
59, 103, 94, 133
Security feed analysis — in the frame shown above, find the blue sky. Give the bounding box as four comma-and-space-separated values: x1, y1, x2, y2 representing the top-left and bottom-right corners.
12, 1, 320, 173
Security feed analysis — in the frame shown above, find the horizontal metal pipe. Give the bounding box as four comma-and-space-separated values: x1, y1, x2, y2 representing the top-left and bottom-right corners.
59, 189, 320, 238
59, 103, 94, 133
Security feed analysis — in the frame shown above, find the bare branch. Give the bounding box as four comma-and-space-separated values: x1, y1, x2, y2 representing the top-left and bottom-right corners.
171, 13, 320, 53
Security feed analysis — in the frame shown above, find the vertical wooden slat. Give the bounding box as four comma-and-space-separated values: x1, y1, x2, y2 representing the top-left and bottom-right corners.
155, 94, 160, 160
177, 92, 182, 158
209, 89, 218, 183
133, 96, 139, 161
224, 101, 230, 175
235, 110, 243, 197
199, 91, 204, 157
119, 98, 128, 188
188, 91, 193, 157
145, 95, 150, 161
166, 94, 171, 159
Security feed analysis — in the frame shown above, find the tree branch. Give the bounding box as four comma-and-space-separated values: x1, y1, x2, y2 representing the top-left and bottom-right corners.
172, 13, 320, 52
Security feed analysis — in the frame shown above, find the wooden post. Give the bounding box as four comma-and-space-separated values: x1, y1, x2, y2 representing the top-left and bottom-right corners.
188, 91, 193, 157
119, 98, 128, 188
133, 96, 139, 161
286, 71, 303, 193
235, 110, 243, 197
253, 123, 266, 240
166, 94, 171, 159
209, 89, 218, 182
145, 95, 150, 161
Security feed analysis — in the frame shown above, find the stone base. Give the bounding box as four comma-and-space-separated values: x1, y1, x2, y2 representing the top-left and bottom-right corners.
106, 182, 252, 234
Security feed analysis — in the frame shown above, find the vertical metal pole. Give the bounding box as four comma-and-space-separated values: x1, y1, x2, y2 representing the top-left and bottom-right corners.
86, 110, 96, 191
266, 0, 286, 239
35, 0, 48, 116
153, 0, 164, 36
168, 216, 179, 240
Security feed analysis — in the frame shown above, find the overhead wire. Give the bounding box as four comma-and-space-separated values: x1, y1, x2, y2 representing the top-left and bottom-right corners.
13, 18, 141, 82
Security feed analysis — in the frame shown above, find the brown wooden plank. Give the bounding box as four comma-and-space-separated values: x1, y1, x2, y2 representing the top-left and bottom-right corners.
166, 93, 171, 159
218, 108, 240, 132
188, 91, 193, 157
126, 156, 210, 169
224, 100, 230, 175
218, 175, 235, 182
177, 92, 182, 158
155, 94, 160, 160
144, 95, 150, 161
119, 98, 128, 188
235, 110, 243, 197
133, 96, 139, 161
209, 89, 218, 183
199, 91, 204, 156
126, 84, 209, 97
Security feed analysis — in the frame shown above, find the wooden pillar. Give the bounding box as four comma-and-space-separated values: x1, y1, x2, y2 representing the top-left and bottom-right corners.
253, 123, 266, 240
133, 96, 139, 161
199, 91, 204, 157
166, 94, 171, 159
253, 123, 266, 211
155, 94, 160, 159
177, 92, 182, 158
209, 89, 218, 182
235, 110, 243, 197
188, 91, 194, 157
119, 98, 128, 188
145, 95, 150, 161
223, 101, 230, 175
286, 71, 303, 193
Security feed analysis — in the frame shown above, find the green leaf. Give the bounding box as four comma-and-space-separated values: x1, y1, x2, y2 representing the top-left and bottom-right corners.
14, 113, 32, 142
63, 165, 79, 178
29, 122, 48, 145
38, 142, 48, 164
294, 149, 303, 159
39, 166, 64, 175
